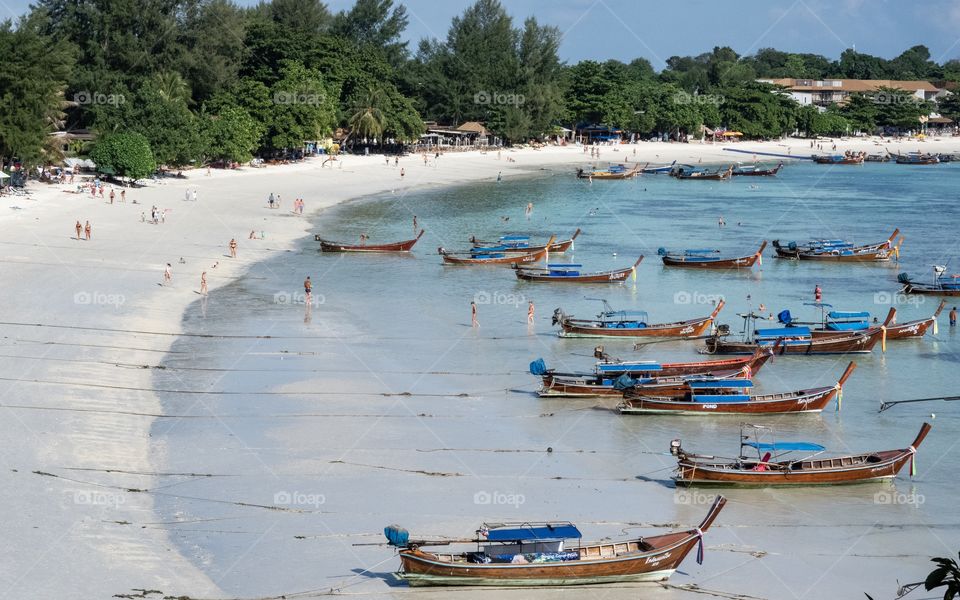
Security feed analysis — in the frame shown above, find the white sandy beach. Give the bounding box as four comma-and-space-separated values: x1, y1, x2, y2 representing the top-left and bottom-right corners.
1, 134, 959, 598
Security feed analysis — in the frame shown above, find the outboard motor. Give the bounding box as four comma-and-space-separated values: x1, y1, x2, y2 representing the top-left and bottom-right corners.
897, 273, 911, 285
716, 323, 731, 336
593, 345, 606, 360
777, 310, 792, 325
551, 308, 563, 326
670, 439, 682, 456
657, 247, 667, 256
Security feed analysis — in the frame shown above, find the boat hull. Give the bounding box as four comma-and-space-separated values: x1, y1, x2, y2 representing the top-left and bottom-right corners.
442, 247, 548, 266
674, 452, 912, 486
619, 386, 838, 415
317, 230, 424, 253
560, 316, 715, 338
703, 328, 881, 355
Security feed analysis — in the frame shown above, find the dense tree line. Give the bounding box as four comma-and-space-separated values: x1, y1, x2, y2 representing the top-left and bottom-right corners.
1, 0, 958, 173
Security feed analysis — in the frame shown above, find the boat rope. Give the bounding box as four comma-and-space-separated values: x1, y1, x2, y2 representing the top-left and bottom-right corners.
908, 445, 917, 477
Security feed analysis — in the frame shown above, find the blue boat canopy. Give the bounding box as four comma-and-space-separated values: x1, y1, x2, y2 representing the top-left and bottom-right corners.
484, 523, 582, 541
601, 310, 648, 321
597, 362, 661, 372
744, 441, 825, 452
688, 380, 754, 388
828, 311, 870, 319
756, 326, 811, 338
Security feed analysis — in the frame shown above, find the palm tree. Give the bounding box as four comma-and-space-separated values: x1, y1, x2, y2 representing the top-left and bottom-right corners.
346, 87, 387, 147
152, 71, 192, 105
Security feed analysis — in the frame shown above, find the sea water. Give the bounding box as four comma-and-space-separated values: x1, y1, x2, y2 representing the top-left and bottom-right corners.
152, 161, 960, 599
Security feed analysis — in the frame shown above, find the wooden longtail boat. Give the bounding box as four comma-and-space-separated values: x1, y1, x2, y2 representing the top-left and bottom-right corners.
812, 152, 865, 165
731, 162, 783, 176
702, 308, 895, 355
640, 161, 676, 174
899, 268, 960, 297
553, 300, 725, 339
576, 164, 642, 179
772, 229, 901, 261
470, 229, 581, 254
533, 346, 774, 398
618, 362, 856, 415
671, 422, 931, 486
777, 301, 945, 340
515, 256, 642, 283
440, 236, 554, 266
670, 165, 733, 180
387, 497, 726, 586
891, 152, 940, 165
316, 229, 424, 252
659, 242, 766, 269
864, 153, 890, 163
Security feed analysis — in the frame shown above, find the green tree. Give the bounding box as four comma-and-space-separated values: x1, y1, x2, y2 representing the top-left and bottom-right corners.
346, 86, 387, 144
267, 61, 338, 151
331, 0, 408, 65
202, 106, 263, 163
90, 132, 156, 180
0, 14, 75, 168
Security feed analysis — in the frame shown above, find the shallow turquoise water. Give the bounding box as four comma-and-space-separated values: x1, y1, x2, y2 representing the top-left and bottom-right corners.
153, 160, 960, 599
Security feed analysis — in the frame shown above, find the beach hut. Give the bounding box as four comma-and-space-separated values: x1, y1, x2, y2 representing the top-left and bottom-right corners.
456, 121, 490, 146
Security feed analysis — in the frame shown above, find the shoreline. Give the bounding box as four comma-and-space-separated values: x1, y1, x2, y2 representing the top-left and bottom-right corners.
3, 137, 960, 597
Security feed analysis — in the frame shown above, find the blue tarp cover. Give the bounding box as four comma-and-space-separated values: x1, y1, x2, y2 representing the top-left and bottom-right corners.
529, 359, 547, 376
384, 525, 410, 547
744, 441, 826, 452
597, 362, 661, 372
828, 311, 870, 319
756, 327, 811, 338
485, 524, 582, 541
688, 380, 754, 389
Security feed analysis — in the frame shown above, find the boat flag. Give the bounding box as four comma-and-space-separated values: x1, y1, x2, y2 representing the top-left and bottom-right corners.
934, 318, 939, 335
757, 252, 762, 267
835, 383, 842, 411
881, 327, 887, 352
910, 451, 917, 477
631, 265, 637, 281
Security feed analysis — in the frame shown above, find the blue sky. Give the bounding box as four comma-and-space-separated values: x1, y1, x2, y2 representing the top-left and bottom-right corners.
5, 0, 960, 68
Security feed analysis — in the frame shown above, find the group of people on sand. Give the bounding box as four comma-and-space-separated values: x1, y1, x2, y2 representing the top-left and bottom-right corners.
74, 220, 92, 241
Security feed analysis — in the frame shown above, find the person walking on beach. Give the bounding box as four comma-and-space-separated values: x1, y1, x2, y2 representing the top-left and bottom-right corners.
192, 189, 198, 202
229, 238, 237, 258
109, 189, 115, 204
200, 271, 208, 296
527, 301, 535, 325
814, 284, 822, 302
163, 263, 172, 285
120, 189, 126, 202
400, 167, 405, 178
84, 220, 91, 241
185, 189, 190, 202
75, 220, 82, 240
951, 307, 957, 327
471, 301, 479, 328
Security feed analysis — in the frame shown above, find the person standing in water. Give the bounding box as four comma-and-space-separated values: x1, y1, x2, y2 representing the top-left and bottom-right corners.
814, 284, 822, 302
527, 301, 535, 325
304, 276, 312, 302
525, 202, 533, 219
229, 238, 237, 258
163, 263, 172, 285
471, 301, 479, 328
950, 306, 957, 327
200, 272, 208, 295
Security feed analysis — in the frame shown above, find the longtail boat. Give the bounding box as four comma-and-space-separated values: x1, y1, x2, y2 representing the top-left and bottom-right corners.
618, 362, 855, 415
470, 229, 581, 254
514, 256, 642, 283
531, 345, 774, 398
891, 152, 939, 165
640, 161, 676, 174
440, 236, 554, 266
671, 422, 931, 486
553, 300, 725, 339
864, 153, 890, 163
702, 308, 895, 355
576, 163, 641, 179
772, 228, 901, 261
316, 229, 424, 252
670, 165, 733, 180
385, 496, 726, 586
812, 151, 865, 165
659, 242, 766, 269
899, 267, 960, 297
777, 301, 945, 340
731, 162, 783, 176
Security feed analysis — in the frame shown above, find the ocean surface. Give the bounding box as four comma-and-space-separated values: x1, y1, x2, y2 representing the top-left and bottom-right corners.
152, 160, 960, 599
